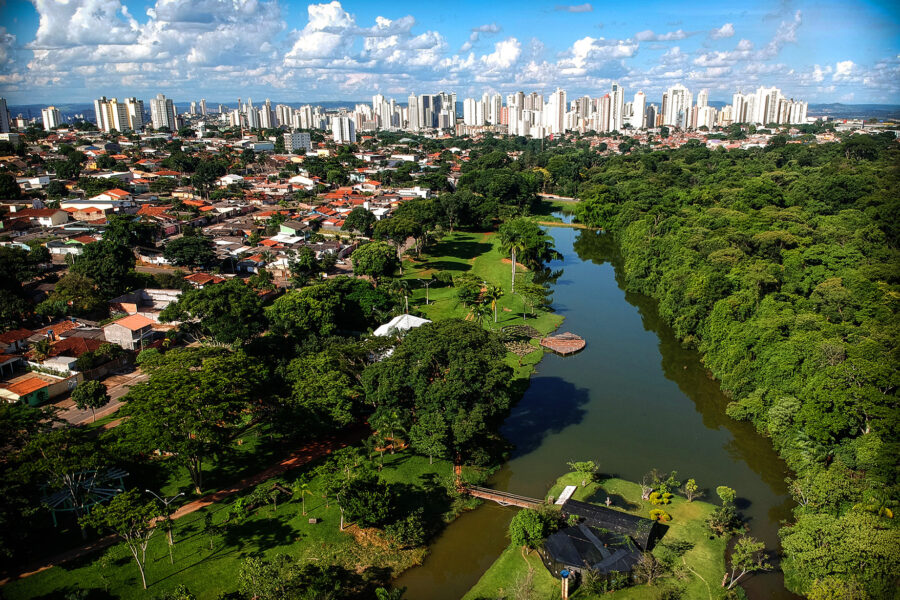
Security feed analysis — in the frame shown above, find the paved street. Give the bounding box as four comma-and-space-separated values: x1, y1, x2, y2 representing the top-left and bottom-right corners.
53, 369, 147, 426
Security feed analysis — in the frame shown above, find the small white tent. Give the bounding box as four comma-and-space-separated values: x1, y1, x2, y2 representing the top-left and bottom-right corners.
373, 314, 431, 337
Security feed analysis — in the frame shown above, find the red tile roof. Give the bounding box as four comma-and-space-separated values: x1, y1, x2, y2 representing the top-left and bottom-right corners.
0, 375, 50, 396
47, 336, 104, 358
0, 328, 33, 344
107, 314, 154, 331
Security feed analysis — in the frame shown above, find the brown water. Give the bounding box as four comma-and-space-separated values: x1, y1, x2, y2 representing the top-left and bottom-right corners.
395, 222, 799, 600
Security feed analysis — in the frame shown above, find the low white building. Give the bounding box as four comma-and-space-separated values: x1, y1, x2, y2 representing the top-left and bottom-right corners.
218, 174, 244, 187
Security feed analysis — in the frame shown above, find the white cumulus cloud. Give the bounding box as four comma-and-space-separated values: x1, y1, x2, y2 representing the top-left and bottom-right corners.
709, 23, 734, 39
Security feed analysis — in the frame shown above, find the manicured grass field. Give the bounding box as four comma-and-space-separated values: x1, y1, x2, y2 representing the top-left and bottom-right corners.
464, 473, 728, 600
402, 230, 564, 337
3, 453, 463, 600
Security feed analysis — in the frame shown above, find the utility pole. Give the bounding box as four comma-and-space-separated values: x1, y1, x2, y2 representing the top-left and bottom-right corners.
145, 490, 185, 564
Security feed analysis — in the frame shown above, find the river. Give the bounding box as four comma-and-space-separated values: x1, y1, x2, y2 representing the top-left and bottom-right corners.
395, 220, 799, 600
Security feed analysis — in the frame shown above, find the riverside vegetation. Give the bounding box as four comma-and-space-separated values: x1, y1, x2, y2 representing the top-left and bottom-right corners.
570, 133, 899, 598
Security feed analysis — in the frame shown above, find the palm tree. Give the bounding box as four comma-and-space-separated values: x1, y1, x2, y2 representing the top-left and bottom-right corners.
498, 220, 529, 294
483, 284, 504, 323
470, 301, 492, 327
387, 278, 411, 313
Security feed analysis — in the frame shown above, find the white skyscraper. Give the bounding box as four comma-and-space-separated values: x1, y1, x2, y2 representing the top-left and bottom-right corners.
697, 89, 709, 108
331, 116, 356, 143
732, 92, 747, 123
609, 83, 625, 132
41, 106, 61, 131
150, 94, 177, 131
200, 99, 208, 116
0, 98, 9, 133
753, 86, 781, 125
407, 94, 419, 131
125, 98, 144, 131
629, 91, 646, 129
663, 83, 692, 129
546, 88, 566, 135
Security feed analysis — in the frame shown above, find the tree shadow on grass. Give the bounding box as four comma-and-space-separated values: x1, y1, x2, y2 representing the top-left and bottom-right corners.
222, 517, 295, 554
420, 260, 472, 273
428, 238, 493, 261
500, 377, 591, 458
29, 586, 111, 600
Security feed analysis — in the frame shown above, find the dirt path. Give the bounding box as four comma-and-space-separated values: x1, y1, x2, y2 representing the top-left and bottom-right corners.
0, 424, 366, 585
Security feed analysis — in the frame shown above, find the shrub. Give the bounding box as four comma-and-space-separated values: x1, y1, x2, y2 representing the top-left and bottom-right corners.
649, 509, 672, 522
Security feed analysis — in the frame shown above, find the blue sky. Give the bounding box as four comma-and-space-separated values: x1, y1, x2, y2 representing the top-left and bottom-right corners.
0, 0, 898, 105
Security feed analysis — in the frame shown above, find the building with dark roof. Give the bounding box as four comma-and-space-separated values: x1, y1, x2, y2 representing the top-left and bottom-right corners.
537, 499, 665, 584
539, 523, 642, 580
560, 499, 661, 551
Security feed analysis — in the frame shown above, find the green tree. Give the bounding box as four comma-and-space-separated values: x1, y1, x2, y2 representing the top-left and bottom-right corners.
0, 173, 22, 198
362, 319, 512, 465
282, 350, 361, 431
497, 218, 559, 293
682, 478, 701, 502
163, 236, 216, 270
725, 536, 771, 589
408, 411, 448, 464
119, 349, 264, 493
37, 272, 107, 318
288, 247, 322, 285
80, 489, 157, 589
103, 215, 157, 247
567, 460, 598, 487
352, 241, 399, 285
341, 206, 377, 236
509, 508, 551, 551
71, 241, 136, 298
71, 380, 110, 422
160, 278, 265, 344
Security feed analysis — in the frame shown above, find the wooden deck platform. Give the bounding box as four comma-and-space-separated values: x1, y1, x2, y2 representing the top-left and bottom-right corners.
540, 332, 586, 355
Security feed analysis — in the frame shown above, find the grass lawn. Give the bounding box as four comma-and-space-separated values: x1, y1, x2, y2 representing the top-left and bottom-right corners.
464, 472, 728, 600
402, 230, 564, 337
4, 452, 464, 600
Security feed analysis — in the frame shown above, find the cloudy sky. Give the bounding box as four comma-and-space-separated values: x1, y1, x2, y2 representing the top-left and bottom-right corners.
0, 0, 898, 105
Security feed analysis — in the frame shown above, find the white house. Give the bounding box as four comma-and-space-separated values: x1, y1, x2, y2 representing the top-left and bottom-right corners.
9, 208, 69, 227
218, 174, 244, 187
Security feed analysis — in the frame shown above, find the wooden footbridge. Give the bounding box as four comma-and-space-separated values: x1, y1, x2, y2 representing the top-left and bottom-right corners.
465, 486, 542, 508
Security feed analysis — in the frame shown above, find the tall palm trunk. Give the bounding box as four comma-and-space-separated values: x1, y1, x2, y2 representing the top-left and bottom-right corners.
510, 247, 517, 294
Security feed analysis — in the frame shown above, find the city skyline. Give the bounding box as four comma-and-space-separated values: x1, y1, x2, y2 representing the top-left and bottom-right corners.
0, 0, 898, 105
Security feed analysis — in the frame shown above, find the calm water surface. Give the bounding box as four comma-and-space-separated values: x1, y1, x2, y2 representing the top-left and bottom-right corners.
395, 221, 798, 600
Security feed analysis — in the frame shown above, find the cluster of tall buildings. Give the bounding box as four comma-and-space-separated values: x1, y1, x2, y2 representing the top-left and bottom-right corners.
11, 80, 809, 143
93, 96, 145, 132
452, 83, 807, 137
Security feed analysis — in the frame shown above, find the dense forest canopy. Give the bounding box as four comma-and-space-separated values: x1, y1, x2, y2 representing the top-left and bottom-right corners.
570, 134, 899, 598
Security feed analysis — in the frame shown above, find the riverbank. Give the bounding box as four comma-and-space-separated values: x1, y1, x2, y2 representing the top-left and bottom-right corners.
394, 222, 795, 600
464, 472, 728, 600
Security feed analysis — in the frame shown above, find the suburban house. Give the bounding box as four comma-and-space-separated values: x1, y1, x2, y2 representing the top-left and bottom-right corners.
0, 328, 32, 353
61, 198, 138, 214
103, 314, 156, 350
9, 208, 69, 227
0, 372, 76, 406
109, 288, 182, 322
184, 273, 226, 288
